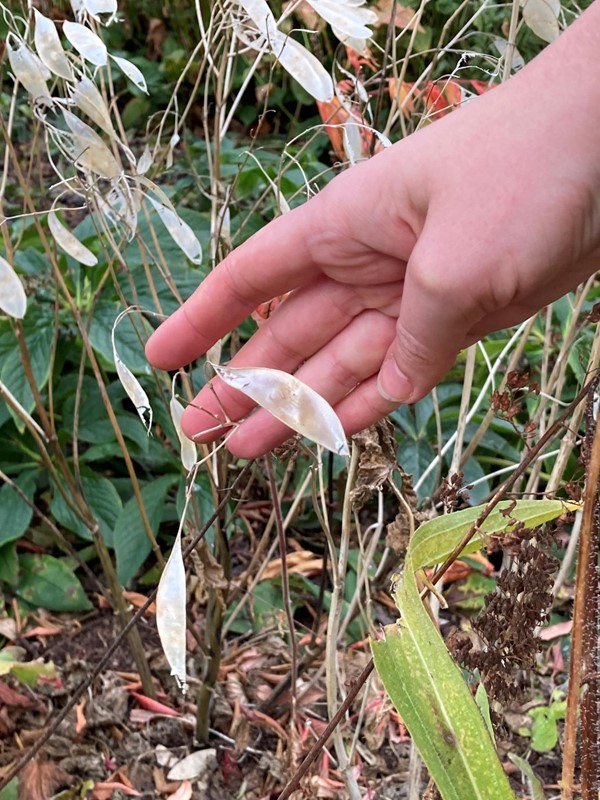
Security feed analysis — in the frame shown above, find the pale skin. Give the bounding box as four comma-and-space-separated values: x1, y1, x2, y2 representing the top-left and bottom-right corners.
146, 3, 600, 458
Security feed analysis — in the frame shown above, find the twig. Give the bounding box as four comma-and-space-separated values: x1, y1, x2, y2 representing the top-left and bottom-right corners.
370, 0, 398, 154
276, 659, 375, 800
265, 453, 299, 759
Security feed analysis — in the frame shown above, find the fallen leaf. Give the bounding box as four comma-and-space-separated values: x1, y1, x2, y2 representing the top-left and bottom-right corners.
168, 780, 193, 800
130, 691, 180, 717
260, 550, 324, 581
167, 750, 217, 781
97, 591, 156, 614
0, 619, 17, 640
0, 681, 37, 708
18, 758, 69, 800
373, 0, 422, 30
539, 620, 573, 640
22, 625, 62, 638
75, 698, 87, 736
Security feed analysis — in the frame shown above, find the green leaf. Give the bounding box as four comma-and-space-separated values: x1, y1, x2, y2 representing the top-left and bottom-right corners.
50, 475, 123, 545
0, 473, 36, 546
371, 499, 578, 800
114, 475, 176, 584
16, 554, 92, 612
0, 307, 54, 431
397, 436, 437, 500
507, 755, 545, 800
475, 683, 495, 743
0, 778, 17, 800
528, 700, 566, 752
0, 648, 57, 686
88, 300, 150, 374
0, 544, 19, 586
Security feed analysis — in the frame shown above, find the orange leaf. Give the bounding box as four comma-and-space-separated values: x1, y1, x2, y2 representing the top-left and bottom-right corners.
75, 698, 87, 736
251, 292, 291, 326
130, 691, 180, 717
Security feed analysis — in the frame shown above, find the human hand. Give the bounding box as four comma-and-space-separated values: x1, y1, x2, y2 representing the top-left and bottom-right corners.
146, 7, 600, 458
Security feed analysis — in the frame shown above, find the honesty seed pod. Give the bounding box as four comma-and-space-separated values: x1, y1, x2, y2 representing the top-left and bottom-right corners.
0, 256, 27, 319
33, 9, 74, 81
48, 207, 98, 266
156, 526, 187, 692
212, 363, 349, 456
6, 34, 52, 101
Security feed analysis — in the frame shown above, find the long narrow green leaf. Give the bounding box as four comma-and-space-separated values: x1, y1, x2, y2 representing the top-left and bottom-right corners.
371, 499, 578, 800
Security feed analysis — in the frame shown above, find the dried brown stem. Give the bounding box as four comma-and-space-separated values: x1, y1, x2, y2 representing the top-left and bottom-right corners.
266, 454, 298, 745
562, 385, 600, 800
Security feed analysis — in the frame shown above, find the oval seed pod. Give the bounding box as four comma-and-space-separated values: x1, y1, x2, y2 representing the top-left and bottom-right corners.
63, 21, 108, 67
146, 196, 202, 264
110, 54, 148, 94
70, 0, 86, 19
212, 364, 349, 456
0, 256, 27, 319
62, 109, 122, 178
6, 35, 52, 101
521, 0, 560, 42
308, 0, 376, 41
270, 32, 334, 103
156, 528, 187, 692
111, 310, 153, 433
114, 356, 153, 432
342, 121, 363, 165
33, 9, 73, 80
70, 76, 116, 138
83, 0, 118, 21
170, 395, 197, 472
137, 146, 153, 175
48, 208, 98, 266
236, 0, 277, 36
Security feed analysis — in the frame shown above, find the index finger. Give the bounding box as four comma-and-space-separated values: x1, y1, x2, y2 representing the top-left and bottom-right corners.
145, 198, 323, 370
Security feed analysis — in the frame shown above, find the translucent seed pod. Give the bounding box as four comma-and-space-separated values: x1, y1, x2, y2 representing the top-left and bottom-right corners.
48, 207, 98, 266
33, 9, 74, 81
212, 363, 349, 456
0, 256, 27, 319
6, 34, 52, 101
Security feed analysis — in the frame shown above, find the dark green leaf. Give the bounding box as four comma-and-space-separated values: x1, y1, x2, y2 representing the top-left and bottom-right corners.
0, 308, 54, 430
16, 554, 92, 612
88, 301, 151, 373
50, 475, 123, 545
0, 472, 36, 546
114, 475, 177, 584
0, 543, 18, 586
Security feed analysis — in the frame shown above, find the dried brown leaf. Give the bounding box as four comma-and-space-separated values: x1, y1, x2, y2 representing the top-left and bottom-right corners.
0, 681, 37, 708
350, 420, 396, 509
18, 758, 69, 800
373, 0, 423, 29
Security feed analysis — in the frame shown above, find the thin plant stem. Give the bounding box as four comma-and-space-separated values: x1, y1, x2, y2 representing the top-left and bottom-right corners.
276, 660, 375, 800
266, 453, 299, 764
324, 442, 361, 800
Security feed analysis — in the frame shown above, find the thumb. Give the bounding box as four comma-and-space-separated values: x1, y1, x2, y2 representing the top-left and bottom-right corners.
377, 254, 479, 404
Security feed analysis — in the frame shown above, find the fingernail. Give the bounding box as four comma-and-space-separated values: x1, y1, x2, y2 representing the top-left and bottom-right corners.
377, 358, 413, 403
